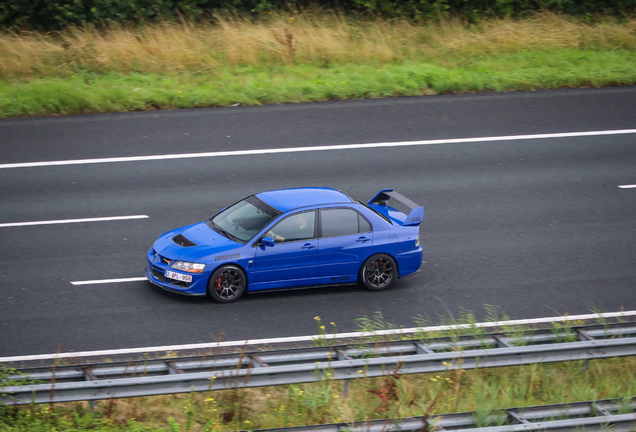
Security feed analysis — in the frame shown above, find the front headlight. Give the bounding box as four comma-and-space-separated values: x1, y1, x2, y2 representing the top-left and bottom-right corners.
171, 261, 206, 273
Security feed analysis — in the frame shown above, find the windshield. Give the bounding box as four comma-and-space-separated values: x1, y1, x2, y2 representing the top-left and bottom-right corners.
208, 195, 281, 242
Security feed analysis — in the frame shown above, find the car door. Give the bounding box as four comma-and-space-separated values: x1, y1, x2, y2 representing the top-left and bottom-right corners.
253, 210, 318, 286
317, 208, 373, 280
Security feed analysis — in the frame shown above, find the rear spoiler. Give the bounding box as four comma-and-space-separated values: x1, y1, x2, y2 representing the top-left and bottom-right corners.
367, 188, 423, 226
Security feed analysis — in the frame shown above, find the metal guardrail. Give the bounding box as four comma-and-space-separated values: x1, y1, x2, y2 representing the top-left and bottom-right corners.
251, 398, 636, 432
2, 322, 636, 405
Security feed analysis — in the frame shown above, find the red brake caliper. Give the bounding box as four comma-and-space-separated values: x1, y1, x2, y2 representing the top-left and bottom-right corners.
215, 275, 222, 291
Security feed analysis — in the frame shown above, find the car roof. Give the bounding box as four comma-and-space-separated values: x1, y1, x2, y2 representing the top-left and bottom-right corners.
256, 187, 353, 213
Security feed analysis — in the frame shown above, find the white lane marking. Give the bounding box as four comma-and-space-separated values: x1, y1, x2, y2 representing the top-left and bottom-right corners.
619, 185, 636, 188
0, 215, 149, 228
71, 277, 147, 286
1, 310, 634, 363
1, 129, 636, 169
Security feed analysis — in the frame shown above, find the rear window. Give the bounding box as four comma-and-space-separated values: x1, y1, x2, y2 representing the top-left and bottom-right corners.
359, 214, 371, 232
321, 208, 372, 237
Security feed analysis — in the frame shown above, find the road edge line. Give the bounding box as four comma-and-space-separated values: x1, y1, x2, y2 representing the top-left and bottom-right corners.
1, 310, 635, 363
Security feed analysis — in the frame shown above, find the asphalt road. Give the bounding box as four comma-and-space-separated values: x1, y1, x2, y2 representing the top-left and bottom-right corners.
1, 87, 635, 357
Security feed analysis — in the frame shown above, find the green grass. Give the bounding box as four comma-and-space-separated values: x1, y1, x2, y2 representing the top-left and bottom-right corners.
1, 48, 635, 118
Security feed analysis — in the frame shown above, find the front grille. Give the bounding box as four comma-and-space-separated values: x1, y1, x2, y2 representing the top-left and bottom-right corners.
150, 265, 168, 282
160, 255, 173, 265
170, 280, 190, 288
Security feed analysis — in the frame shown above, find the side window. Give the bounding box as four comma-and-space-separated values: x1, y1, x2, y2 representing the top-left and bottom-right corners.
266, 211, 315, 243
359, 214, 372, 233
321, 208, 361, 238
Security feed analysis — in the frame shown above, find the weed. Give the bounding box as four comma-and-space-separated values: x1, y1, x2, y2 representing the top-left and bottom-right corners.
355, 311, 395, 334
272, 28, 297, 60
550, 321, 578, 343
436, 306, 490, 348
501, 316, 534, 347
617, 396, 632, 415
311, 316, 339, 347
471, 383, 509, 427
0, 365, 44, 393
355, 311, 404, 343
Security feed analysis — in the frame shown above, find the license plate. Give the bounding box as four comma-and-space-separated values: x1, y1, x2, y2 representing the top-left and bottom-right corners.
165, 270, 192, 283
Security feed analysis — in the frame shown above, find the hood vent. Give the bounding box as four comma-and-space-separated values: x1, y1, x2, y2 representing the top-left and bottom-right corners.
172, 234, 197, 247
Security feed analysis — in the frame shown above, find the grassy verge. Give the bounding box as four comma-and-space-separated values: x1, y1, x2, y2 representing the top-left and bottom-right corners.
2, 358, 635, 431
1, 12, 635, 118
2, 49, 635, 118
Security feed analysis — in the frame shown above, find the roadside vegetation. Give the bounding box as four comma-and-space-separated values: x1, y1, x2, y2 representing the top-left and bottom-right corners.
2, 309, 635, 431
1, 12, 635, 117
2, 357, 634, 431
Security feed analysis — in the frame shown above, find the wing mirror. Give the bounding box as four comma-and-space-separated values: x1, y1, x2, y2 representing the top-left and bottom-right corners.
261, 237, 275, 247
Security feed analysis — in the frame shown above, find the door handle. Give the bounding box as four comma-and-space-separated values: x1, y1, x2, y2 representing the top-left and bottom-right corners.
356, 237, 370, 243
301, 243, 316, 250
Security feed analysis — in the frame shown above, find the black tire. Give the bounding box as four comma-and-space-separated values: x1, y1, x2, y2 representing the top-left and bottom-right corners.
359, 254, 397, 291
207, 265, 246, 303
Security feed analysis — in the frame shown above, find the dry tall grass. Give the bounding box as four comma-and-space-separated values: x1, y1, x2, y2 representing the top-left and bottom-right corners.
1, 12, 635, 79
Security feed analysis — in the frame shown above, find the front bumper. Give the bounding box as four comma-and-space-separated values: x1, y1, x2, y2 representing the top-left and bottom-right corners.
146, 248, 208, 296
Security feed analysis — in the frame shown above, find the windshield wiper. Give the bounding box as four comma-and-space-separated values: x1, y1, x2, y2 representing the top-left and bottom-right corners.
211, 221, 242, 243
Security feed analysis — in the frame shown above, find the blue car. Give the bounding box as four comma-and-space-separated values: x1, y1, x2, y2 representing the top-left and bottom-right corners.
147, 187, 423, 302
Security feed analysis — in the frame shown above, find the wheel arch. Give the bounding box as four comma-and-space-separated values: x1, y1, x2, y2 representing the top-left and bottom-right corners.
208, 260, 248, 274
358, 252, 400, 278
206, 262, 249, 292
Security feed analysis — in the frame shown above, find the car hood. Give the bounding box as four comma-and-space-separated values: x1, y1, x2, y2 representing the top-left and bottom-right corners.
152, 222, 242, 262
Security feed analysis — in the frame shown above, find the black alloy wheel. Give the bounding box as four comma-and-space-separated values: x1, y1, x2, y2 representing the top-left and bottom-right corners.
360, 254, 396, 291
208, 265, 246, 303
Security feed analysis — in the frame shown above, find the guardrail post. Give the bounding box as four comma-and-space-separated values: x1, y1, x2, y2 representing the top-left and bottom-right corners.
335, 349, 353, 396
508, 410, 531, 424
249, 355, 269, 368
165, 360, 184, 374
576, 329, 595, 372
591, 402, 613, 417
81, 366, 97, 413
494, 336, 513, 348
414, 343, 435, 354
